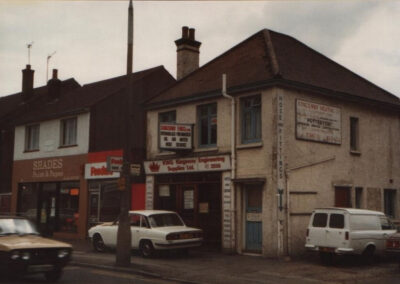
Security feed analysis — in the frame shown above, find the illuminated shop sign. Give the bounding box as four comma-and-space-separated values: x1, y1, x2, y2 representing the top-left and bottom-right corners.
296, 99, 341, 144
159, 123, 193, 150
144, 155, 231, 175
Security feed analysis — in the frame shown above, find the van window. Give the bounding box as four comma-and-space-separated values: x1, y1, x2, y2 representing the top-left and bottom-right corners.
329, 214, 344, 229
380, 216, 395, 230
312, 213, 327, 227
350, 215, 380, 230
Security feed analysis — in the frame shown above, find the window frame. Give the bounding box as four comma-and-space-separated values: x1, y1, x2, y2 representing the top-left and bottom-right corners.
241, 95, 261, 144
197, 103, 217, 148
350, 117, 359, 152
60, 117, 77, 147
158, 110, 176, 124
25, 124, 40, 152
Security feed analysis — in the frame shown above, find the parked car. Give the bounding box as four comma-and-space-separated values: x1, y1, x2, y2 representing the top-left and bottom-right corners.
386, 232, 400, 268
88, 210, 203, 257
0, 216, 72, 281
305, 208, 397, 263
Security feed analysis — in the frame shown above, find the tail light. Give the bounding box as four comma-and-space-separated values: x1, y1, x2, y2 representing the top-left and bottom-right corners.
306, 229, 309, 237
345, 231, 349, 240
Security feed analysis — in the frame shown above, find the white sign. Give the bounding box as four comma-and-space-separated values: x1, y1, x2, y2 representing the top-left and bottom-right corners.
106, 156, 123, 172
159, 123, 192, 150
296, 99, 341, 144
144, 155, 231, 175
85, 162, 120, 179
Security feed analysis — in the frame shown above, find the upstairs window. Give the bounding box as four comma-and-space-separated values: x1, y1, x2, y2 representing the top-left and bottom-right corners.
384, 189, 396, 218
25, 124, 40, 151
197, 103, 217, 147
350, 117, 359, 152
241, 95, 261, 144
60, 117, 77, 147
159, 110, 176, 123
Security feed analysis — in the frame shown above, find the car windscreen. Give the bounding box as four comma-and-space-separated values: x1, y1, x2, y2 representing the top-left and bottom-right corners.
148, 213, 184, 227
0, 218, 39, 236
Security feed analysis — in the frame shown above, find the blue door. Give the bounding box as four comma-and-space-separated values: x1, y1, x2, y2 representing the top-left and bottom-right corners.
245, 185, 262, 252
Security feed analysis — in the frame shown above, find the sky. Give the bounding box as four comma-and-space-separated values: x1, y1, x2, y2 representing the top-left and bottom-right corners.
0, 0, 399, 98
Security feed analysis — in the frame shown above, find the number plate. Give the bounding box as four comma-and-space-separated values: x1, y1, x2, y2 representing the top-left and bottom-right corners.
319, 247, 335, 253
28, 264, 54, 272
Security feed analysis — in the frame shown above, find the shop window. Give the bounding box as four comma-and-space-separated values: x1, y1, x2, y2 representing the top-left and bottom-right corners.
25, 124, 40, 151
60, 117, 77, 147
100, 182, 120, 222
159, 110, 176, 123
350, 117, 359, 152
59, 182, 79, 232
17, 184, 38, 223
241, 95, 261, 144
355, 187, 363, 208
384, 189, 396, 218
197, 103, 217, 147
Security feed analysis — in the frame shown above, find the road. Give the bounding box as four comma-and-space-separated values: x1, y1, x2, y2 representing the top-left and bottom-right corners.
0, 265, 181, 284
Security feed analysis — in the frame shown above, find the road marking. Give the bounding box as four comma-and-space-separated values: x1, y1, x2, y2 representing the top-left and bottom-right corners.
89, 269, 180, 283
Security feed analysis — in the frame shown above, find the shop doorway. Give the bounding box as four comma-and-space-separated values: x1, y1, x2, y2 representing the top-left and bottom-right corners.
244, 184, 262, 252
88, 184, 101, 227
38, 183, 58, 236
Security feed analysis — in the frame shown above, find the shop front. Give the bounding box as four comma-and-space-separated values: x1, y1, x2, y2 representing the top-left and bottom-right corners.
11, 154, 88, 239
144, 155, 233, 250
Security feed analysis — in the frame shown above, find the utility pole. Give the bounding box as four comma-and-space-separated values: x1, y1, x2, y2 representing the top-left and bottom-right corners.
116, 0, 133, 267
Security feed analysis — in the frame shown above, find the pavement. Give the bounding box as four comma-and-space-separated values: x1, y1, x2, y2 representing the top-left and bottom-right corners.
61, 238, 400, 284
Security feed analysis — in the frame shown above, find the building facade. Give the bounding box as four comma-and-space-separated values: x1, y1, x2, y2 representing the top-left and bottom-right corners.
144, 28, 400, 256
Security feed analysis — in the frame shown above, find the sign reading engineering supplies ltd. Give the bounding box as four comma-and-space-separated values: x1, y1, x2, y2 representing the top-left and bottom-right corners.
296, 100, 341, 144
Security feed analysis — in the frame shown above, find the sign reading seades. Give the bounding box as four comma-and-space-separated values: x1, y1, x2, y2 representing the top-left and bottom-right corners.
159, 123, 193, 150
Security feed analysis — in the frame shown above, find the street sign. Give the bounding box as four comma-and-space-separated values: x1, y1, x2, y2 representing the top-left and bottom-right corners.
130, 164, 141, 176
107, 156, 123, 172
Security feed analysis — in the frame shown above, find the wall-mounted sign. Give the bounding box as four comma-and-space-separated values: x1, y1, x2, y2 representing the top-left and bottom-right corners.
159, 123, 193, 151
144, 155, 231, 175
85, 162, 120, 179
158, 185, 170, 197
106, 156, 123, 172
130, 164, 141, 176
296, 99, 341, 144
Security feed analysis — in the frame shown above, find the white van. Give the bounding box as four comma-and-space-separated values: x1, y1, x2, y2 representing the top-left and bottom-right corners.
305, 208, 396, 260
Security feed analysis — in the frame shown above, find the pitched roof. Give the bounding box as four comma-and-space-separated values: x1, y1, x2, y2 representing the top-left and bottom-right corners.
148, 29, 400, 108
12, 66, 174, 125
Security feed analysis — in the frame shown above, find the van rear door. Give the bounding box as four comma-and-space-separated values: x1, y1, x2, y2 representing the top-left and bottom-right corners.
326, 212, 347, 249
308, 212, 329, 247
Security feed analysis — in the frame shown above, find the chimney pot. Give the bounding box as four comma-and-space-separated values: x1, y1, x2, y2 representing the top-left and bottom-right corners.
189, 28, 195, 40
182, 26, 189, 39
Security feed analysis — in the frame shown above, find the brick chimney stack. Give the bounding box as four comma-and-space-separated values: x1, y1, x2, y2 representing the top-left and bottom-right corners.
22, 64, 34, 100
175, 26, 201, 80
47, 69, 61, 100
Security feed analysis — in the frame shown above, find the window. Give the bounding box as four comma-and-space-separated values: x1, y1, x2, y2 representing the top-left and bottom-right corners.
350, 117, 359, 152
59, 182, 80, 233
384, 189, 396, 218
329, 214, 344, 229
380, 216, 395, 230
198, 103, 217, 147
25, 124, 40, 151
130, 214, 141, 227
355, 187, 363, 209
312, 213, 327, 227
60, 117, 77, 146
159, 110, 176, 123
241, 95, 261, 143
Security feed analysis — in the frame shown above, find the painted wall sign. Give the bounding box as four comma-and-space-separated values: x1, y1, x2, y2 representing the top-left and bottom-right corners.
222, 172, 233, 250
296, 99, 341, 144
159, 123, 193, 150
144, 155, 231, 175
85, 162, 120, 179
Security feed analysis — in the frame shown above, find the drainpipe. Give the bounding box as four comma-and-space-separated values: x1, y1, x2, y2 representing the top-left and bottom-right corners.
222, 74, 236, 252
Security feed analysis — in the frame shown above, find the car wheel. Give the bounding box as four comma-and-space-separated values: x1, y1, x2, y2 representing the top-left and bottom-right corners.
140, 240, 155, 258
93, 233, 106, 252
45, 269, 62, 282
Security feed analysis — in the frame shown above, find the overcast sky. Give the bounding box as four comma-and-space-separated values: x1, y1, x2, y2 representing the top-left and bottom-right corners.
0, 0, 399, 98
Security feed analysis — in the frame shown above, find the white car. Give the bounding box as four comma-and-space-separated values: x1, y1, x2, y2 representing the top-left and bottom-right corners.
88, 210, 203, 257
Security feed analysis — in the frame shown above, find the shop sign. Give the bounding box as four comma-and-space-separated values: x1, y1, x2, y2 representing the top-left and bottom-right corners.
296, 99, 341, 144
106, 156, 123, 172
159, 123, 193, 150
130, 164, 141, 176
85, 162, 120, 179
144, 155, 231, 175
32, 158, 64, 179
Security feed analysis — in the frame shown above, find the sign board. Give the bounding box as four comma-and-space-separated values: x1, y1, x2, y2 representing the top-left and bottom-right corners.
85, 162, 120, 179
296, 99, 341, 144
144, 155, 231, 175
106, 156, 123, 172
130, 164, 141, 176
159, 123, 193, 150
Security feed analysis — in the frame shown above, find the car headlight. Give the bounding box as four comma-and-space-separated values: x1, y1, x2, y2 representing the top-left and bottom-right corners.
57, 249, 70, 258
21, 251, 31, 260
10, 251, 20, 260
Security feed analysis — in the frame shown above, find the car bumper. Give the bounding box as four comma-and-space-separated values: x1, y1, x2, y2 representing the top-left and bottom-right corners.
154, 240, 202, 250
0, 256, 70, 275
305, 244, 354, 254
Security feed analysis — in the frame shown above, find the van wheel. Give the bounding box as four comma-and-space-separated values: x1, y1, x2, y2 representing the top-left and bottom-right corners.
362, 246, 375, 264
319, 252, 333, 265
